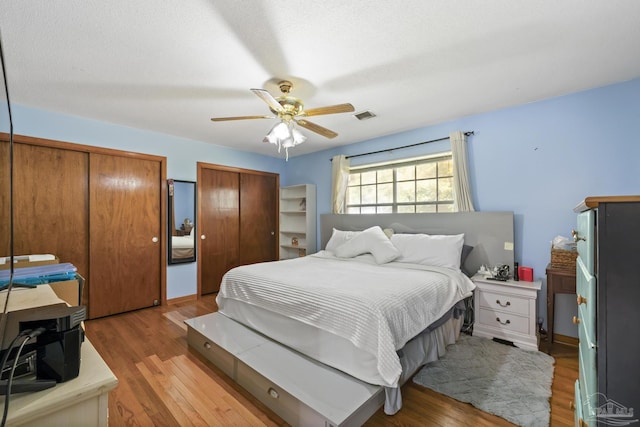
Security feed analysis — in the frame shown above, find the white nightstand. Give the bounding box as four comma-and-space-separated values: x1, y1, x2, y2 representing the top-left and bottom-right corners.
472, 275, 542, 351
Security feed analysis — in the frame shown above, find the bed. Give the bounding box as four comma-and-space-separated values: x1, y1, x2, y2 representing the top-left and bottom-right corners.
213, 212, 515, 419
171, 231, 194, 259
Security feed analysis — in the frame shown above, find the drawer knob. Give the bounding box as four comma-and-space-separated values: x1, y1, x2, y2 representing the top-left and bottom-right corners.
573, 316, 581, 325
577, 294, 587, 305
570, 400, 575, 411
578, 418, 587, 427
268, 387, 279, 399
496, 299, 511, 307
496, 317, 511, 325
571, 229, 586, 242
204, 341, 212, 349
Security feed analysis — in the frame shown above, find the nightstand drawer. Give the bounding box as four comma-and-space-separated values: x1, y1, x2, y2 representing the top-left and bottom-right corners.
478, 290, 529, 316
478, 308, 529, 335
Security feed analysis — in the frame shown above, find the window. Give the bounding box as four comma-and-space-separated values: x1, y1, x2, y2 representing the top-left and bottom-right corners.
346, 154, 454, 213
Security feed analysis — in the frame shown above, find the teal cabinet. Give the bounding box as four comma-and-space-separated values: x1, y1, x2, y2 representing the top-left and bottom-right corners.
573, 197, 640, 426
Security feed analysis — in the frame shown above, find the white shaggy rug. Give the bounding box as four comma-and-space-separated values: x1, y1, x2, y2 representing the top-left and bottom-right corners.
412, 334, 555, 427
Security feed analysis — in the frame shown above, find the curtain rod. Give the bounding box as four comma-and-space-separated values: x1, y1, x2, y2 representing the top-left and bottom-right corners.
331, 131, 474, 161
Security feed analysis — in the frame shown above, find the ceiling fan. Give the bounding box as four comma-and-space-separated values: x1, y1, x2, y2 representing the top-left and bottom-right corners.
210, 80, 355, 140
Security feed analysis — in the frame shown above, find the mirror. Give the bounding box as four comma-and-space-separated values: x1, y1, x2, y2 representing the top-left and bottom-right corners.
168, 179, 196, 264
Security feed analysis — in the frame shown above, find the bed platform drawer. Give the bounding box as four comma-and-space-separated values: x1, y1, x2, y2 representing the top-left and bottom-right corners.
236, 359, 328, 427
185, 313, 384, 427
186, 326, 235, 379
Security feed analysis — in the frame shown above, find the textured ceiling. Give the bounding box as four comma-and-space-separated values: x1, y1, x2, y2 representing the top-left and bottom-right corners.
1, 1, 639, 158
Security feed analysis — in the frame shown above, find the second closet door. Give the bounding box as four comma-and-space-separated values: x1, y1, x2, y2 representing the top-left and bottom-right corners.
239, 172, 277, 265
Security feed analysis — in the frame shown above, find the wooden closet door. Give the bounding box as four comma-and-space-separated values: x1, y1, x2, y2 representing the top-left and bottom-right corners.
239, 172, 278, 265
1, 143, 89, 292
0, 140, 10, 257
89, 153, 161, 318
199, 168, 240, 294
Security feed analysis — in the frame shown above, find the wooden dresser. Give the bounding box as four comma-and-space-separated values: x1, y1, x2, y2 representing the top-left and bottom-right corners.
572, 196, 640, 426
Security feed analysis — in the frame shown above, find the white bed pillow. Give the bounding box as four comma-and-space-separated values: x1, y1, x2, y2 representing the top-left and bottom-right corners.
334, 226, 400, 264
325, 228, 361, 252
391, 233, 465, 270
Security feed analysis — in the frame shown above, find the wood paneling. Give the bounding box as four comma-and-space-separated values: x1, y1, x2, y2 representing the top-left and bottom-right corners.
239, 172, 277, 265
199, 168, 240, 294
89, 152, 162, 318
0, 139, 11, 257
84, 296, 578, 427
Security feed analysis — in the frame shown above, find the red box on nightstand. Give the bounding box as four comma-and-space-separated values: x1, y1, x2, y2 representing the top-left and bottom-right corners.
518, 266, 534, 282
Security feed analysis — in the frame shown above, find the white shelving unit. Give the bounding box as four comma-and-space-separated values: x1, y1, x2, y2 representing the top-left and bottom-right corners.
279, 184, 316, 260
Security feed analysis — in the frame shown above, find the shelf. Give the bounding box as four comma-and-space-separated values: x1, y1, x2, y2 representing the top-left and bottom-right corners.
280, 210, 306, 214
279, 184, 315, 260
280, 230, 306, 235
280, 244, 306, 249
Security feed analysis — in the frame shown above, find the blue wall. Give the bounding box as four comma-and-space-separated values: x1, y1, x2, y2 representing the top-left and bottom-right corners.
286, 77, 640, 337
10, 77, 640, 336
172, 181, 195, 231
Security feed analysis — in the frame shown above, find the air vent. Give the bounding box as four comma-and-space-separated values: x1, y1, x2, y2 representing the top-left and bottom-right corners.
353, 110, 376, 121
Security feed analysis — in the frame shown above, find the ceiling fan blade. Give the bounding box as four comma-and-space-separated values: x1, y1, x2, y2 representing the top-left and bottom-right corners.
302, 103, 355, 117
295, 119, 338, 139
251, 88, 284, 113
211, 115, 274, 121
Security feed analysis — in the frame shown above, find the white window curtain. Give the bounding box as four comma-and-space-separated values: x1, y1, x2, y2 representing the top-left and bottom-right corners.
331, 155, 350, 214
450, 131, 475, 212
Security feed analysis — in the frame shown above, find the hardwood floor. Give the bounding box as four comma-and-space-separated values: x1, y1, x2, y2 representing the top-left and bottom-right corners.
84, 296, 578, 426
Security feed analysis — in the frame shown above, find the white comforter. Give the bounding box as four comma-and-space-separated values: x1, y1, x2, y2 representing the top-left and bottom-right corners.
216, 251, 475, 388
171, 235, 194, 249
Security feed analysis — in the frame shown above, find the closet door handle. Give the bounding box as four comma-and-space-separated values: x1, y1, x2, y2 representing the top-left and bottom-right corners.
152, 236, 158, 243
200, 234, 206, 240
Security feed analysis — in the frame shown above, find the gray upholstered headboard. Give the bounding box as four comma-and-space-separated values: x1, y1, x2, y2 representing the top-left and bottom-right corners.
320, 212, 514, 276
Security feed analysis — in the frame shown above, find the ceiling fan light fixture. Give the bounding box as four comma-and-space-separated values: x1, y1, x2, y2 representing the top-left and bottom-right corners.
263, 120, 307, 160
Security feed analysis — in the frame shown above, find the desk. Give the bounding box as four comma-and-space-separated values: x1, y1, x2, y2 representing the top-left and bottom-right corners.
545, 263, 576, 344
1, 285, 118, 426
